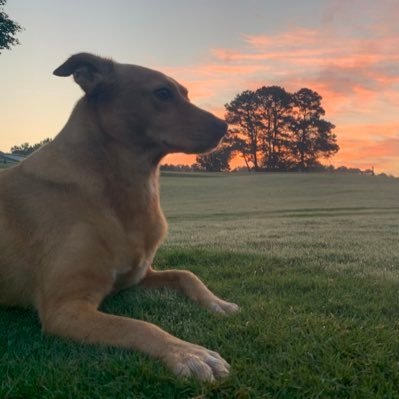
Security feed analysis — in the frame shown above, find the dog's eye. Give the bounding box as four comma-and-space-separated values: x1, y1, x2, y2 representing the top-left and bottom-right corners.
154, 88, 173, 101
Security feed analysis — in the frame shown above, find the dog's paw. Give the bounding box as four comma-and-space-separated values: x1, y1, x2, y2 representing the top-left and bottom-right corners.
166, 343, 230, 381
209, 299, 240, 315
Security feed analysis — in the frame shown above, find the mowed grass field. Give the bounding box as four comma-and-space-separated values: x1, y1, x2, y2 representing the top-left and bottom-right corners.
1, 171, 399, 398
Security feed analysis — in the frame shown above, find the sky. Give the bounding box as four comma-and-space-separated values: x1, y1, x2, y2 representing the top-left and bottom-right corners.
1, 0, 398, 175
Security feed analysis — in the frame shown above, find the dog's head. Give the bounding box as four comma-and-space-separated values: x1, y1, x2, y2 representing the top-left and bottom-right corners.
53, 53, 227, 156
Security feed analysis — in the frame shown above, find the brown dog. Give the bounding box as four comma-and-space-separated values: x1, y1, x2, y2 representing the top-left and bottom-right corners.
0, 53, 239, 381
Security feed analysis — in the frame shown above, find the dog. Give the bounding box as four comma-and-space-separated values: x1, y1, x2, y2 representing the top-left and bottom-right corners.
0, 53, 239, 381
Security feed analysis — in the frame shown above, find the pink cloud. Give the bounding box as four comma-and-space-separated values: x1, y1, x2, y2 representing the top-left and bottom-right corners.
244, 28, 322, 49
159, 5, 399, 175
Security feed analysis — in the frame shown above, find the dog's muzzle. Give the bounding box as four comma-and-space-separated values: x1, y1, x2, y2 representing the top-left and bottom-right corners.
212, 119, 228, 139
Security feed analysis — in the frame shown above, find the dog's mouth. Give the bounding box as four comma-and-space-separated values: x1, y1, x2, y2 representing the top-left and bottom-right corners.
160, 139, 186, 153
160, 136, 223, 155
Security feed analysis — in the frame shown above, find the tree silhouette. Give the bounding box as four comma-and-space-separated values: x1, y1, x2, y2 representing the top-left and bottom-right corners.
290, 88, 339, 170
256, 86, 293, 170
229, 135, 252, 171
195, 147, 232, 172
0, 0, 23, 53
226, 86, 339, 171
10, 138, 52, 156
195, 135, 234, 172
225, 90, 263, 171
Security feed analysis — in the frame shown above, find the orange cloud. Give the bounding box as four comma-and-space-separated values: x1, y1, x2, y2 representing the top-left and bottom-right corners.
159, 25, 399, 117
158, 13, 399, 175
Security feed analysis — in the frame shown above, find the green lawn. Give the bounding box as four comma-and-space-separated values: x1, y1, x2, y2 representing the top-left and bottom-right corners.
1, 172, 399, 398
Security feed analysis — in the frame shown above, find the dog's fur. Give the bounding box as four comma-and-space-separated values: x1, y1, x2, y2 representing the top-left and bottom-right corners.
0, 53, 239, 381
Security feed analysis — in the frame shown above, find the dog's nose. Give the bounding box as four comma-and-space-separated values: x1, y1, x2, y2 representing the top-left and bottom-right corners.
212, 118, 228, 138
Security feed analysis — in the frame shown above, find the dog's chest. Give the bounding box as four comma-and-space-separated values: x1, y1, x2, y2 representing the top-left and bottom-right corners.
112, 253, 151, 289
110, 192, 167, 290
111, 233, 161, 290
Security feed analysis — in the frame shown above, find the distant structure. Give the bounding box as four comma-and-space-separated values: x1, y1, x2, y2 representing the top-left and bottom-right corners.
0, 151, 25, 164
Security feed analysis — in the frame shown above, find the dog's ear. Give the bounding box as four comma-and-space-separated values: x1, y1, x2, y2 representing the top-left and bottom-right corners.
53, 53, 115, 95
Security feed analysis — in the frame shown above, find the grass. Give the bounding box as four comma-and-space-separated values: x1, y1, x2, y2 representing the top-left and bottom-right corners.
1, 171, 399, 398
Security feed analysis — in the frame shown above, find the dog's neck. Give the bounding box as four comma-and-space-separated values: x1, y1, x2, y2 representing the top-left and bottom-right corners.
55, 98, 164, 185
22, 99, 165, 215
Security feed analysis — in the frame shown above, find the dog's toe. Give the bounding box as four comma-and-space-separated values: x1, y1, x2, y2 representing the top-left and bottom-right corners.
210, 302, 225, 314
167, 344, 230, 381
209, 299, 240, 315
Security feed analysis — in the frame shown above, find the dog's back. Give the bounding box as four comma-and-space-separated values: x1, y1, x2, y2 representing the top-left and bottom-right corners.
0, 150, 82, 307
0, 165, 38, 306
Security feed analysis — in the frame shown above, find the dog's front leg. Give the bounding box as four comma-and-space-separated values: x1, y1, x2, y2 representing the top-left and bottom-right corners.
39, 297, 230, 381
139, 268, 239, 314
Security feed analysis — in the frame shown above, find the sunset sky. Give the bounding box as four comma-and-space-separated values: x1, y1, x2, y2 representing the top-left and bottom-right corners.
1, 0, 398, 175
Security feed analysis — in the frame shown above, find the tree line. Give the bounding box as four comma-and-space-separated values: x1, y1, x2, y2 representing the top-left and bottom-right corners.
9, 138, 52, 156
5, 139, 383, 177
196, 86, 339, 172
160, 163, 382, 176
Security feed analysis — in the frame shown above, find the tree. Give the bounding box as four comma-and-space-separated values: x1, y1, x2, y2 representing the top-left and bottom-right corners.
229, 135, 251, 171
256, 86, 293, 170
225, 90, 263, 171
225, 86, 339, 171
0, 0, 23, 53
11, 138, 52, 156
290, 88, 339, 170
195, 139, 233, 172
